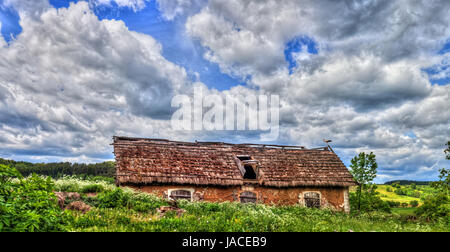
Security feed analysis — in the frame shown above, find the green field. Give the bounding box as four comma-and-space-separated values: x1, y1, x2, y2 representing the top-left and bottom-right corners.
376, 185, 425, 205
351, 184, 437, 207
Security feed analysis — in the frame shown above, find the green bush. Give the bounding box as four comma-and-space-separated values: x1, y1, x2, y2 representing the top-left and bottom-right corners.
81, 184, 104, 193
410, 200, 419, 207
394, 188, 407, 196
128, 192, 167, 213
410, 191, 421, 198
415, 193, 449, 221
96, 187, 166, 213
56, 183, 80, 193
349, 191, 391, 213
386, 201, 400, 208
97, 188, 131, 208
0, 164, 69, 232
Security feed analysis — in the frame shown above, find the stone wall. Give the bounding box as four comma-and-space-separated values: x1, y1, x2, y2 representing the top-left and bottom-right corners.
126, 184, 350, 212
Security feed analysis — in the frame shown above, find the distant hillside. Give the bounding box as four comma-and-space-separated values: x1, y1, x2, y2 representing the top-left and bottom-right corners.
384, 180, 432, 186
0, 158, 115, 178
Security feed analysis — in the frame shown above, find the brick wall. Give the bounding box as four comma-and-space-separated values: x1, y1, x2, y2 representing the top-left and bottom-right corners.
126, 184, 350, 212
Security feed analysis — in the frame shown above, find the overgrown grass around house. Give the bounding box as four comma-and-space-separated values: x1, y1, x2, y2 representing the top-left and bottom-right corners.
1, 170, 449, 232
64, 199, 449, 232
59, 177, 448, 232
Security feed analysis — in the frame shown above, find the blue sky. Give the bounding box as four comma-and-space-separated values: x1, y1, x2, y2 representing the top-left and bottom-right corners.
51, 0, 247, 91
0, 2, 21, 42
2, 0, 448, 89
0, 0, 449, 183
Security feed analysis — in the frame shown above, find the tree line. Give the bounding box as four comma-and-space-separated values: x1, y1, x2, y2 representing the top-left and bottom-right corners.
0, 158, 115, 178
384, 180, 431, 186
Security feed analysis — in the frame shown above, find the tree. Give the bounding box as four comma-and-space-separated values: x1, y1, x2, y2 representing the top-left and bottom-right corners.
431, 141, 449, 195
415, 142, 450, 220
445, 141, 450, 160
431, 168, 449, 195
349, 152, 378, 211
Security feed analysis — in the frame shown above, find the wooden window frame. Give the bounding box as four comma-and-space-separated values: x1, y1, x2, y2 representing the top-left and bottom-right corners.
303, 191, 321, 209
167, 188, 194, 201
240, 191, 257, 203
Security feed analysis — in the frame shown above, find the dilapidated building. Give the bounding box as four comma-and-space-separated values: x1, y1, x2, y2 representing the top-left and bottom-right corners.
113, 136, 357, 212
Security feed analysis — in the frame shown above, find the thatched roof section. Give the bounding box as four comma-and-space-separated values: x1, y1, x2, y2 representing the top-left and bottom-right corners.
113, 136, 357, 188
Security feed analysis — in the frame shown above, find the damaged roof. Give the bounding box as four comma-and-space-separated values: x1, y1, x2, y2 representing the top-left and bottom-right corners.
113, 136, 357, 187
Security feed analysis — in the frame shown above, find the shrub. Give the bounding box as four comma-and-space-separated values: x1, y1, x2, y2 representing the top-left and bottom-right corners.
393, 183, 401, 189
410, 200, 419, 207
410, 191, 421, 198
415, 193, 449, 221
81, 184, 104, 193
0, 165, 69, 232
97, 188, 131, 208
96, 187, 166, 212
386, 201, 400, 208
128, 192, 167, 213
400, 202, 409, 208
394, 188, 406, 196
349, 191, 391, 213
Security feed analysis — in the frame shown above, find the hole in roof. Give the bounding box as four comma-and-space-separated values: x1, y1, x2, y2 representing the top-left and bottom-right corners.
243, 165, 257, 180
237, 155, 251, 161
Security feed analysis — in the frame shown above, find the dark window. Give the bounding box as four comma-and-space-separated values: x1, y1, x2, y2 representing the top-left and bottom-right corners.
243, 165, 257, 179
170, 190, 192, 201
237, 156, 251, 161
240, 191, 257, 203
304, 192, 320, 208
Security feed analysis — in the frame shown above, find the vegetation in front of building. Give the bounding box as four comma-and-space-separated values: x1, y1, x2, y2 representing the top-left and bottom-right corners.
1, 164, 448, 232
0, 141, 448, 232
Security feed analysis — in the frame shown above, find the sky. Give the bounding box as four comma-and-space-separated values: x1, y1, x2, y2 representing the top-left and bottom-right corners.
0, 0, 449, 183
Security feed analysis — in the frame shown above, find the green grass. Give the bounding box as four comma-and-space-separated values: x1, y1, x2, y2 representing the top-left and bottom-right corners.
392, 207, 416, 216
5, 175, 447, 232
51, 178, 448, 232
64, 201, 449, 232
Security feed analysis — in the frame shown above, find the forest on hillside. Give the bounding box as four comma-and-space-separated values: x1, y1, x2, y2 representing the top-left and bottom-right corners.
0, 158, 115, 178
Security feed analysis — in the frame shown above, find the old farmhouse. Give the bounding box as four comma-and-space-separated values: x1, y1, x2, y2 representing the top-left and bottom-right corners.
113, 136, 357, 212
